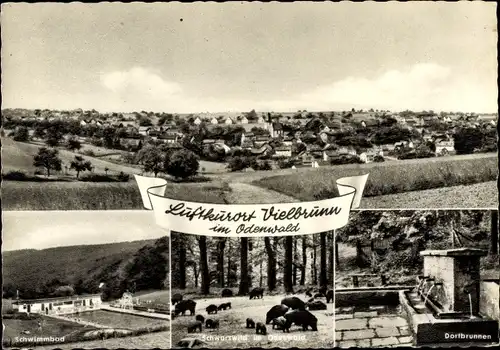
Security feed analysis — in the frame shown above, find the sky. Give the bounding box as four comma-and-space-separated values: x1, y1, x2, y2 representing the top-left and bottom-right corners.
1, 2, 497, 113
2, 210, 168, 251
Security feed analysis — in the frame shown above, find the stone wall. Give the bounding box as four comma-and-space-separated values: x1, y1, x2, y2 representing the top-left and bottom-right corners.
480, 280, 499, 322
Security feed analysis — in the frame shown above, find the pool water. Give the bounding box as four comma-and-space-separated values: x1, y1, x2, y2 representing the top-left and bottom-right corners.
71, 310, 166, 330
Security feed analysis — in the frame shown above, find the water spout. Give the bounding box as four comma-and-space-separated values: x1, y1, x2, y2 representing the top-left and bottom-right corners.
424, 284, 435, 309
468, 293, 474, 319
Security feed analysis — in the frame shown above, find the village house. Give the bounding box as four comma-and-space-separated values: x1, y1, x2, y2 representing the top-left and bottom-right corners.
271, 122, 284, 138
240, 140, 254, 150
254, 135, 271, 147
158, 133, 178, 144
337, 146, 357, 156
301, 153, 315, 166
282, 136, 295, 147
193, 117, 202, 125
435, 139, 455, 156
224, 117, 233, 125
240, 116, 249, 124
13, 294, 102, 315
273, 146, 292, 158
322, 150, 339, 162
138, 126, 152, 136
257, 116, 266, 123
210, 117, 218, 125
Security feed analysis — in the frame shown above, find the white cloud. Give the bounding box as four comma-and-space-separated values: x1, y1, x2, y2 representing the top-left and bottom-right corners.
296, 63, 497, 113
100, 67, 182, 100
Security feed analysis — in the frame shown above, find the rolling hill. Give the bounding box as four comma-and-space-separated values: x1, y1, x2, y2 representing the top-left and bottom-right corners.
2, 238, 168, 300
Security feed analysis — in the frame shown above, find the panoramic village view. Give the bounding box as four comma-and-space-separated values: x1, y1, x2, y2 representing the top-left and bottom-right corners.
1, 2, 498, 349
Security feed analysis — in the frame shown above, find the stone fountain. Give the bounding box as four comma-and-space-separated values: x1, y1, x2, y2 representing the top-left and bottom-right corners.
399, 248, 499, 346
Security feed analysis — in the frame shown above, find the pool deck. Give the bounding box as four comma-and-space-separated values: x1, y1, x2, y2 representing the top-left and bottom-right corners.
334, 305, 414, 348
101, 305, 170, 321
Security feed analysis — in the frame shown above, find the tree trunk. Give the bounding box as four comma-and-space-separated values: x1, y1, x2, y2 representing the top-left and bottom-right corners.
320, 232, 327, 288
300, 236, 307, 285
491, 210, 499, 255
264, 237, 277, 291
248, 238, 253, 289
227, 250, 231, 287
335, 241, 340, 266
313, 235, 317, 285
178, 240, 186, 289
193, 263, 198, 288
259, 261, 263, 287
284, 236, 294, 294
328, 231, 334, 286
217, 238, 226, 288
199, 236, 210, 295
46, 167, 50, 177
238, 238, 249, 295
292, 237, 297, 285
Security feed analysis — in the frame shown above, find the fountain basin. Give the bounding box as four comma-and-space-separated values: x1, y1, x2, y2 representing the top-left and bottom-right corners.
400, 290, 499, 345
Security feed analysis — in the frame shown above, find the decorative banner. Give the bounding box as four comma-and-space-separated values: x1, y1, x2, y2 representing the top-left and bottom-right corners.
134, 173, 369, 237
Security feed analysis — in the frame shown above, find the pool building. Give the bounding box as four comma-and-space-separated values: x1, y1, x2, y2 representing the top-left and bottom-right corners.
12, 294, 102, 315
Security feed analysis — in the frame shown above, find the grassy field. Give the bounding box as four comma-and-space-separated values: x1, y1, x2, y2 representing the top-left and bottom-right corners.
254, 153, 498, 200
33, 331, 171, 349
2, 181, 143, 210
171, 293, 334, 349
2, 315, 87, 340
2, 137, 141, 175
361, 181, 498, 208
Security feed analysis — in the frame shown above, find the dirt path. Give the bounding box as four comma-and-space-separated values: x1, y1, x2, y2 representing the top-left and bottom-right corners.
224, 182, 300, 204
171, 293, 333, 348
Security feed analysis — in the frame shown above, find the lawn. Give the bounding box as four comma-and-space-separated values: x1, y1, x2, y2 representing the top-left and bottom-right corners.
253, 153, 498, 201
171, 293, 334, 349
74, 310, 166, 330
2, 315, 87, 341
1, 137, 141, 176
33, 331, 171, 349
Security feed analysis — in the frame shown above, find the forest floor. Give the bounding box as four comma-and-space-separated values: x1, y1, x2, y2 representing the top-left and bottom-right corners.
171, 293, 334, 349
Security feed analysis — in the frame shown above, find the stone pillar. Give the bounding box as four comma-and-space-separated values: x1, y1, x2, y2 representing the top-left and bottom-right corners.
420, 248, 487, 315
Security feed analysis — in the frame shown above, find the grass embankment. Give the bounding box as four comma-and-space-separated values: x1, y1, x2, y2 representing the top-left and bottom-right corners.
254, 154, 498, 201
2, 180, 232, 210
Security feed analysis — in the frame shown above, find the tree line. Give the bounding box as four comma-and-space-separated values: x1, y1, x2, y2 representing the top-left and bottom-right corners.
171, 232, 335, 294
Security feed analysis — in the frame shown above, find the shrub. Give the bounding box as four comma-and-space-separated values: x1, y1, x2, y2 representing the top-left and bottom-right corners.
2, 170, 28, 181
329, 155, 364, 165
252, 160, 272, 171
165, 149, 199, 179
227, 156, 252, 172
83, 149, 96, 157
278, 158, 295, 169
117, 171, 130, 182
373, 155, 385, 162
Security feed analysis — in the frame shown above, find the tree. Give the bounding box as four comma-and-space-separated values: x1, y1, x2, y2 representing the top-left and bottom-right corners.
199, 236, 210, 294
45, 127, 64, 147
320, 232, 327, 289
491, 210, 498, 255
284, 236, 294, 293
216, 238, 226, 287
70, 155, 92, 178
264, 237, 277, 291
239, 238, 250, 295
65, 136, 81, 151
453, 127, 484, 154
33, 147, 62, 177
300, 236, 308, 285
136, 145, 165, 177
13, 126, 29, 142
165, 149, 199, 179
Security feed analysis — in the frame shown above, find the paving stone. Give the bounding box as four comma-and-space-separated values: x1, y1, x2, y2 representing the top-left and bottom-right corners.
338, 340, 357, 348
368, 316, 408, 328
369, 305, 387, 311
395, 343, 413, 347
335, 313, 354, 320
397, 336, 413, 344
357, 339, 371, 347
335, 331, 342, 341
398, 326, 411, 336
354, 311, 378, 318
372, 336, 400, 347
342, 329, 376, 340
340, 306, 354, 312
375, 327, 400, 337
336, 318, 369, 330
